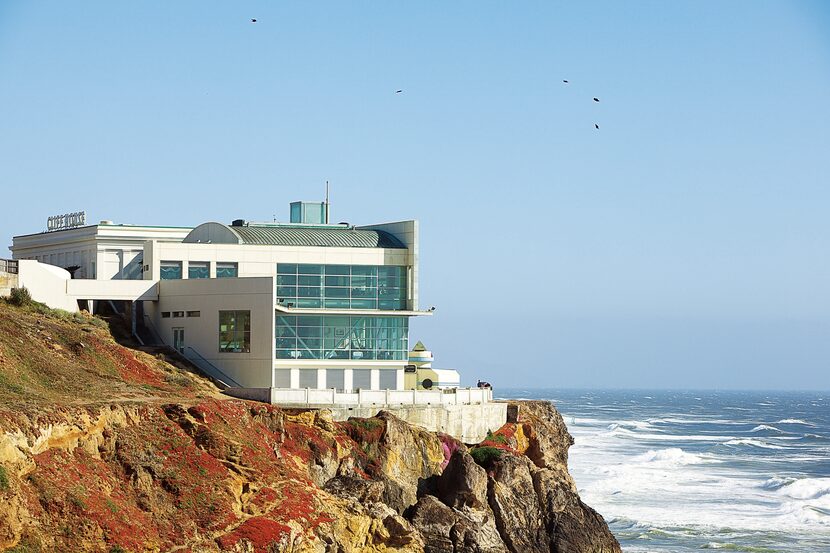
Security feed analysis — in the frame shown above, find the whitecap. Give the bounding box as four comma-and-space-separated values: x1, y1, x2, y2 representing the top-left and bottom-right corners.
760, 476, 796, 490
724, 438, 785, 450
633, 447, 707, 466
751, 424, 782, 433
778, 418, 815, 426
777, 477, 830, 500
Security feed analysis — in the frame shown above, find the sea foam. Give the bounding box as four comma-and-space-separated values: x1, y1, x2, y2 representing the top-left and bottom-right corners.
776, 477, 830, 500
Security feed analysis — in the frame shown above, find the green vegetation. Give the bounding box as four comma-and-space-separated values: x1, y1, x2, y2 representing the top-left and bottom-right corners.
484, 430, 508, 445
8, 286, 32, 307
0, 464, 9, 491
348, 418, 384, 432
6, 536, 42, 553
470, 446, 504, 468
110, 546, 126, 553
105, 498, 119, 514
3, 287, 107, 328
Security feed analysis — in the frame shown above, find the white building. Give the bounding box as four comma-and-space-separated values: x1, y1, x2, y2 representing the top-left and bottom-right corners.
9, 203, 432, 391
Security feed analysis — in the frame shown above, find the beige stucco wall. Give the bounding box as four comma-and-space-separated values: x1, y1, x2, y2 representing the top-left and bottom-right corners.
151, 277, 276, 388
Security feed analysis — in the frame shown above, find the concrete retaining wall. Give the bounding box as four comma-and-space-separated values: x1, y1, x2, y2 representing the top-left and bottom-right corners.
329, 402, 507, 444
0, 272, 18, 298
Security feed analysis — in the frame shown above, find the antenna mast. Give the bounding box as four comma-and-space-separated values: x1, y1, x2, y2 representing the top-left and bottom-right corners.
325, 181, 330, 224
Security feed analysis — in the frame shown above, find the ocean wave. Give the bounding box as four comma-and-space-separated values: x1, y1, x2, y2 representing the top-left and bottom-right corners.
723, 438, 785, 450
776, 477, 830, 500
777, 418, 815, 426
632, 447, 708, 466
760, 476, 797, 491
701, 543, 779, 552
607, 420, 653, 431
648, 417, 747, 425
750, 424, 782, 433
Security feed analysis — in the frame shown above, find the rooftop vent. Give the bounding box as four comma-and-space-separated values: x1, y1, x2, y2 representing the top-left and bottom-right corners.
231, 219, 247, 227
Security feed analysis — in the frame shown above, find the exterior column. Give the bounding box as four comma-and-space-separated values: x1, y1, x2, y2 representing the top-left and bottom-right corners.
289, 368, 300, 389
395, 369, 404, 391
344, 369, 353, 392
316, 368, 326, 389
370, 369, 380, 390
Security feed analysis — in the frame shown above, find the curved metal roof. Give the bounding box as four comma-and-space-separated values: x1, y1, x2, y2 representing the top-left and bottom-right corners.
184, 222, 405, 249
232, 225, 405, 248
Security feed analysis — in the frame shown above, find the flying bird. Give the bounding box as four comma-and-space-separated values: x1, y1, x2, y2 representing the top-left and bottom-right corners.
595, 124, 600, 129
251, 18, 257, 23
563, 80, 569, 84
395, 90, 403, 94
593, 97, 600, 102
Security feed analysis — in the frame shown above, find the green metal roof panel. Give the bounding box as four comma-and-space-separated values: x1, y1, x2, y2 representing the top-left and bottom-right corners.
230, 225, 406, 249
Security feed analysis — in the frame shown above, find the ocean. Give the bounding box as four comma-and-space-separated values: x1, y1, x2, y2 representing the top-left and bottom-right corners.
497, 389, 830, 553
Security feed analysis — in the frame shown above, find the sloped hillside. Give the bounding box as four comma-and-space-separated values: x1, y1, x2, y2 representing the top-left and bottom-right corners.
0, 299, 620, 553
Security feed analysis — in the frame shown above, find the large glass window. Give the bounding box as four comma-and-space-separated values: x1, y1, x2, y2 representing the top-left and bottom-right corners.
160, 261, 182, 280
216, 262, 238, 278
275, 315, 408, 360
276, 264, 407, 310
219, 310, 251, 353
188, 261, 209, 279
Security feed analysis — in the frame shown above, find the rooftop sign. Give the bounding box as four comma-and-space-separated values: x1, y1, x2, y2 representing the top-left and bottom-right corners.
47, 211, 86, 232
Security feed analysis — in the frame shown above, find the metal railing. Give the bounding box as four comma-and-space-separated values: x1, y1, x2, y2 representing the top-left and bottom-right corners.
0, 259, 18, 274
270, 386, 493, 407
184, 346, 243, 389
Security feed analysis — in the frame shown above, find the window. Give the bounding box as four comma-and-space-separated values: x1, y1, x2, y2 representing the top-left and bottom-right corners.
299, 369, 317, 388
276, 264, 407, 310
188, 262, 209, 279
219, 310, 251, 353
274, 369, 291, 388
275, 315, 408, 360
353, 369, 372, 390
160, 261, 182, 280
379, 369, 397, 390
326, 369, 345, 392
172, 311, 184, 318
216, 262, 238, 278
161, 312, 171, 318
186, 311, 201, 317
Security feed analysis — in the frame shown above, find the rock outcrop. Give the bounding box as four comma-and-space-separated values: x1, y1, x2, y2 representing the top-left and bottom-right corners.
0, 300, 620, 552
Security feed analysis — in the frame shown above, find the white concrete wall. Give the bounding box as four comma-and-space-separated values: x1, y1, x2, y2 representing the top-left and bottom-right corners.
16, 260, 78, 312
152, 277, 276, 388
145, 241, 410, 281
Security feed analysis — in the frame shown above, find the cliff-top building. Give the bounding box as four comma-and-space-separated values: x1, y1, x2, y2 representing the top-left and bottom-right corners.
8, 202, 433, 391
4, 201, 503, 442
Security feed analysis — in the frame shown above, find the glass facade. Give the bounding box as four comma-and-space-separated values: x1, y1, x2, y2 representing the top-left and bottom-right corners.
160, 261, 182, 280
188, 261, 209, 279
216, 262, 238, 278
219, 310, 251, 353
276, 263, 407, 310
275, 315, 408, 360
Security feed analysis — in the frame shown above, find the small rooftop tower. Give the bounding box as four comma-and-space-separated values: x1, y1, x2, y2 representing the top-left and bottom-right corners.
289, 201, 327, 224
290, 183, 330, 224
408, 341, 433, 368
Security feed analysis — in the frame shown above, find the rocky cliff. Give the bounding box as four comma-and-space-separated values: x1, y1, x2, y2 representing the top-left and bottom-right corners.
0, 300, 620, 552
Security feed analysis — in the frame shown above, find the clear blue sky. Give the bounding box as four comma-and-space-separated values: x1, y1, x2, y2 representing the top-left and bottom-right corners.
1, 2, 829, 390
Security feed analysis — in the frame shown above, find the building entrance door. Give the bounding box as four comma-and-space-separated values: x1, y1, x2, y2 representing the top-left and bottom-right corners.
173, 328, 185, 353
